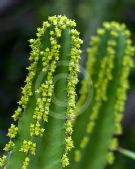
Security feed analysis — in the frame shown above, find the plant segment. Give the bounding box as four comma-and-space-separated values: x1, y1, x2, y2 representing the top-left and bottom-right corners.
68, 22, 134, 169
0, 15, 82, 169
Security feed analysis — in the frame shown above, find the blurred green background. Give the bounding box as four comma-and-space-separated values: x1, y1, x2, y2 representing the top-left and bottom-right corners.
0, 0, 135, 168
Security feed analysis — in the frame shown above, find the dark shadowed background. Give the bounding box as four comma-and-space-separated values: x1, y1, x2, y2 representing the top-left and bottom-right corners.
0, 0, 135, 168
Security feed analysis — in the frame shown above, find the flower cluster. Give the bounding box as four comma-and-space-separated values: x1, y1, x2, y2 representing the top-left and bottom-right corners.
30, 123, 45, 136
20, 140, 36, 155
22, 157, 30, 169
3, 141, 15, 152
7, 124, 18, 138
0, 155, 7, 167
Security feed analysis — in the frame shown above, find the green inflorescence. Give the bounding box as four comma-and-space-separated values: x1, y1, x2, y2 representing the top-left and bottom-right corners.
0, 15, 82, 169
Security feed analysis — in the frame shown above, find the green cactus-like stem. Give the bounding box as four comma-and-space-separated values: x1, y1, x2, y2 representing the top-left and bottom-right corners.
68, 22, 134, 169
0, 15, 82, 169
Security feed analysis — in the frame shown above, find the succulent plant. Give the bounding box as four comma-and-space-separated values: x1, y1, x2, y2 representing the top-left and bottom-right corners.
0, 17, 134, 169
0, 15, 82, 169
68, 21, 134, 169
